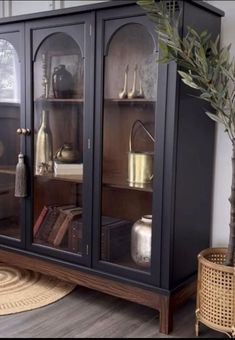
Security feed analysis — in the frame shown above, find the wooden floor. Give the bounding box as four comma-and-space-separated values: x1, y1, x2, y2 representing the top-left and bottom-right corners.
0, 286, 225, 338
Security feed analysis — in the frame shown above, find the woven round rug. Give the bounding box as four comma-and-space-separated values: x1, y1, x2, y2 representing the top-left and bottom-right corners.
0, 263, 76, 315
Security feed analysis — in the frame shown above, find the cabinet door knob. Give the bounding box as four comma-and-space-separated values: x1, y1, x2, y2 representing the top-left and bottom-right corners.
17, 128, 31, 136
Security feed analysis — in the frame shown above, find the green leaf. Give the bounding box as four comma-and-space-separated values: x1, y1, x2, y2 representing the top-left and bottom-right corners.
205, 112, 224, 124
187, 27, 200, 39
210, 41, 218, 56
181, 78, 200, 90
200, 93, 212, 100
178, 71, 193, 82
159, 39, 169, 50
138, 0, 235, 141
200, 30, 208, 39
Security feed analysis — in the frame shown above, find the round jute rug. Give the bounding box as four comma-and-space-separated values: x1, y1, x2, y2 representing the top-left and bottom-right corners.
0, 263, 76, 315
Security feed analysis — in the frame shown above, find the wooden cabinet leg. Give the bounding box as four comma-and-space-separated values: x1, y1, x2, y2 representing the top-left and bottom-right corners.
159, 296, 173, 335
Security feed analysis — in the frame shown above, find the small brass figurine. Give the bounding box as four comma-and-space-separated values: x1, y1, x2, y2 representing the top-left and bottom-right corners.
128, 64, 139, 99
137, 79, 145, 99
119, 64, 129, 99
38, 162, 51, 176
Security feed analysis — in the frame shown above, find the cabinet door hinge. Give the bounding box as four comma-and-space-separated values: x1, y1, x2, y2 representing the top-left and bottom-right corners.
88, 138, 91, 149
86, 244, 89, 255
89, 24, 92, 36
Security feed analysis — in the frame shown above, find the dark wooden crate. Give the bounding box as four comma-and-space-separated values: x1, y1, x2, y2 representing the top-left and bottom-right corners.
101, 216, 132, 262
68, 218, 83, 253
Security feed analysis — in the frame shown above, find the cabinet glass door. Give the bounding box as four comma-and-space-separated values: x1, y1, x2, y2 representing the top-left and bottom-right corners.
94, 11, 160, 283
0, 37, 22, 241
31, 21, 92, 264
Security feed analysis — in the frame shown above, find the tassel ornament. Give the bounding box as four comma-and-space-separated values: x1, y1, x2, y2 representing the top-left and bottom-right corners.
15, 153, 27, 198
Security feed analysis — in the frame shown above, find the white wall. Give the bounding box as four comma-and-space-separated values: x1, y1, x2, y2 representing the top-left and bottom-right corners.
0, 0, 107, 17
11, 1, 53, 15
207, 1, 235, 247
0, 0, 233, 247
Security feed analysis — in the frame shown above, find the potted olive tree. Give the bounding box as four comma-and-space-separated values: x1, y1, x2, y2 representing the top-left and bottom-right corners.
138, 0, 235, 337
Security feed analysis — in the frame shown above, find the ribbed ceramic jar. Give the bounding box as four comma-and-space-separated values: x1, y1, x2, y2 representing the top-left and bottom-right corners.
131, 215, 152, 268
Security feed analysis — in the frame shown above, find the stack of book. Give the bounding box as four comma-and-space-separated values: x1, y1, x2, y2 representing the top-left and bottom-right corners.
54, 162, 83, 176
34, 205, 82, 247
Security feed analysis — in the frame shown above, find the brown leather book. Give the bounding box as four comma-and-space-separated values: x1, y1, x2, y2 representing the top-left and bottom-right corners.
36, 207, 60, 242
33, 206, 49, 238
48, 205, 75, 244
53, 207, 82, 247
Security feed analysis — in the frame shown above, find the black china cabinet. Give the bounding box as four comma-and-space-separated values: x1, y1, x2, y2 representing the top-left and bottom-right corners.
0, 0, 223, 334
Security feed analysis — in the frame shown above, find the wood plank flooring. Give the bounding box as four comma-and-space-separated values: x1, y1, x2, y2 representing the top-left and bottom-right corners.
0, 285, 225, 338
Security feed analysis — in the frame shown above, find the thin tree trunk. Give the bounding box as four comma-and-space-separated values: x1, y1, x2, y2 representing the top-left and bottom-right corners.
225, 140, 235, 266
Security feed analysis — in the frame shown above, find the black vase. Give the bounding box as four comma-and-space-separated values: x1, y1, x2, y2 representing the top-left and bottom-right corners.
52, 64, 73, 99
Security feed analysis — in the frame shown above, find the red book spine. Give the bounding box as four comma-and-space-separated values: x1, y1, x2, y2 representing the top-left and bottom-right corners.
53, 208, 82, 247
33, 206, 48, 237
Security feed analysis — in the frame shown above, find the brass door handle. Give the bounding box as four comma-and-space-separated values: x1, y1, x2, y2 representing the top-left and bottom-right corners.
17, 128, 31, 136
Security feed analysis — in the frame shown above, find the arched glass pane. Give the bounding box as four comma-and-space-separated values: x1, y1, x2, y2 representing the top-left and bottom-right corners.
33, 33, 85, 255
0, 39, 21, 240
101, 24, 157, 272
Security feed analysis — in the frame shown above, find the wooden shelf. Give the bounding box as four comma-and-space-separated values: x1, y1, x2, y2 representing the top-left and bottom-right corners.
107, 254, 150, 273
103, 174, 153, 193
33, 238, 79, 254
105, 98, 155, 105
35, 173, 83, 184
35, 98, 83, 104
0, 217, 20, 239
0, 166, 16, 176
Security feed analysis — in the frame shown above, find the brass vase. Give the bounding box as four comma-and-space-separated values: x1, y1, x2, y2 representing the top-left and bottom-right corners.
128, 120, 155, 187
35, 110, 53, 175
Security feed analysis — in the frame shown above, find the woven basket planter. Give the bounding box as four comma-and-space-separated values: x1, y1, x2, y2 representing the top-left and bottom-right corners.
196, 248, 235, 338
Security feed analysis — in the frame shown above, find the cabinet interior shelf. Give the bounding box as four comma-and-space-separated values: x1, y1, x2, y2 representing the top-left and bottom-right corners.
35, 98, 83, 104
105, 98, 155, 105
103, 174, 153, 192
111, 255, 150, 273
33, 239, 79, 254
0, 217, 19, 239
35, 173, 83, 184
0, 166, 16, 176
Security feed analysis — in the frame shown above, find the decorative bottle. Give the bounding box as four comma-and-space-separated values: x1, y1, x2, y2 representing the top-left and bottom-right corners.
131, 215, 152, 268
52, 64, 73, 99
35, 110, 53, 175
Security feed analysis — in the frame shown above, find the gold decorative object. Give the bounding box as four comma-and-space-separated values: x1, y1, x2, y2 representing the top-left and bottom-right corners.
42, 53, 49, 98
55, 142, 79, 163
196, 248, 235, 338
118, 64, 129, 99
138, 79, 145, 99
128, 64, 139, 99
35, 110, 53, 175
128, 120, 155, 187
16, 128, 31, 136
